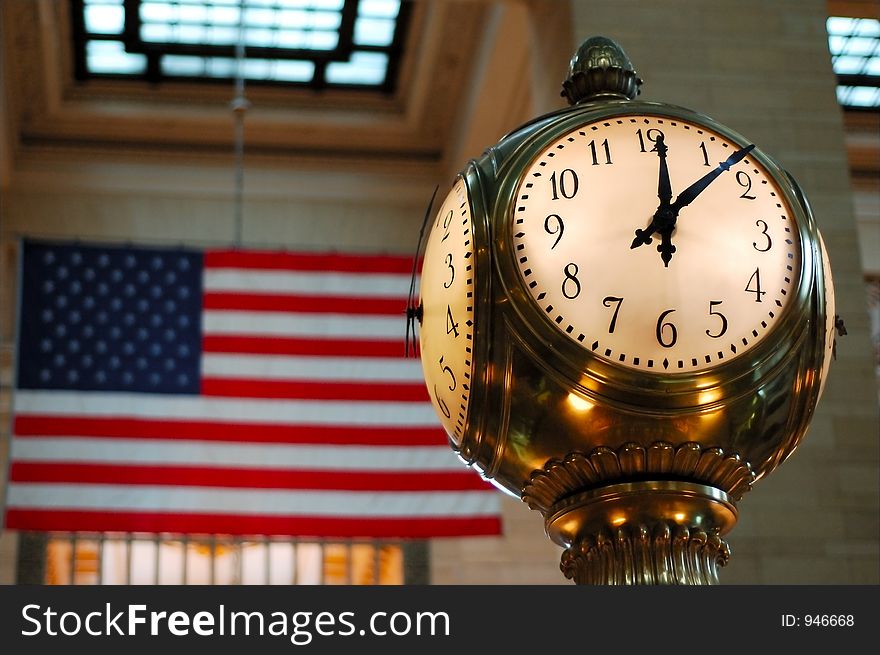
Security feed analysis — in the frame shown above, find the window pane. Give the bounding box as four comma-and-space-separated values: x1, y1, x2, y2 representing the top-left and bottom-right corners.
141, 22, 174, 42
323, 543, 349, 584
273, 60, 315, 82
129, 539, 157, 584
185, 541, 212, 584
326, 51, 388, 85
296, 542, 323, 584
359, 0, 400, 18
178, 3, 209, 23
74, 539, 101, 585
86, 41, 147, 74
827, 16, 857, 35
350, 543, 376, 584
162, 55, 205, 76
833, 55, 867, 74
213, 541, 240, 584
354, 17, 395, 46
378, 544, 403, 584
240, 541, 268, 583
209, 5, 241, 25
85, 4, 125, 34
268, 542, 295, 584
100, 539, 129, 584
157, 540, 186, 584
245, 7, 276, 26
838, 86, 880, 107
206, 58, 237, 77
245, 28, 276, 47
46, 538, 73, 585
140, 1, 176, 23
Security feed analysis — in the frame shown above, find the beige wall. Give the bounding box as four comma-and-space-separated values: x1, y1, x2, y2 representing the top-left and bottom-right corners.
1, 0, 878, 585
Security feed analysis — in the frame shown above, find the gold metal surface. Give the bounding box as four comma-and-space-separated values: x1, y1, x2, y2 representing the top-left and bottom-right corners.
430, 37, 832, 584
549, 481, 735, 583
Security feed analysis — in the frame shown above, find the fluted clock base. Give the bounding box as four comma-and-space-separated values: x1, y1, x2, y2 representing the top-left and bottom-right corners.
545, 481, 737, 585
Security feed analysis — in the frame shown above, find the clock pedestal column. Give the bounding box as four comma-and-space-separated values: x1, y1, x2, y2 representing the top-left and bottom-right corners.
544, 481, 736, 585
518, 435, 754, 585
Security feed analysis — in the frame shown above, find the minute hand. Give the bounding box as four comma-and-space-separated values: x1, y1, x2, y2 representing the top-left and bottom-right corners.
670, 144, 755, 212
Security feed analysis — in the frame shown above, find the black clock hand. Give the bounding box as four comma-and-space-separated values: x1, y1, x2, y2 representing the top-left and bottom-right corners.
656, 135, 672, 205
670, 144, 755, 212
657, 225, 676, 267
631, 135, 673, 249
404, 185, 439, 358
632, 142, 754, 266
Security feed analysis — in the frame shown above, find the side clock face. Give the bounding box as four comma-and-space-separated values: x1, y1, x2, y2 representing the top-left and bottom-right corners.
419, 177, 476, 444
512, 114, 802, 373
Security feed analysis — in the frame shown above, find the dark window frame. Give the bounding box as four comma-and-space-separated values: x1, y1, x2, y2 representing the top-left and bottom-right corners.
69, 0, 413, 93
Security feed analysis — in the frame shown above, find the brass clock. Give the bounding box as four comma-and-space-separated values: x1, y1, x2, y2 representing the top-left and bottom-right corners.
412, 36, 836, 584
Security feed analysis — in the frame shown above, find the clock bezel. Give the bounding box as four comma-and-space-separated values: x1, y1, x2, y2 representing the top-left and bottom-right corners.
492, 100, 821, 403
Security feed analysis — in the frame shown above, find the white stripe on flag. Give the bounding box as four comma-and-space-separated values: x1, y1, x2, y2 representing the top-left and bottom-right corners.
204, 270, 410, 297
14, 391, 439, 426
11, 438, 463, 471
5, 485, 499, 517
203, 310, 404, 339
201, 353, 424, 382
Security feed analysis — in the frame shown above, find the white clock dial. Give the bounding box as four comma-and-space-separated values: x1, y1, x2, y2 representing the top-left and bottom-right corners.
419, 177, 476, 444
513, 115, 802, 373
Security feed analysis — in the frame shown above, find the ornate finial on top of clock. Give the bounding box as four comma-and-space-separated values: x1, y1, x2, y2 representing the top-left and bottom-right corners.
561, 36, 643, 105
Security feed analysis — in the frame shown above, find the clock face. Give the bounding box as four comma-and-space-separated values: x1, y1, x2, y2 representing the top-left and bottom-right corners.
512, 114, 802, 373
418, 177, 476, 444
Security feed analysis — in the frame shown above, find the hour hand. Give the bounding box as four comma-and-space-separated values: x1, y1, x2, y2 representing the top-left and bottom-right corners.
657, 227, 676, 267
631, 221, 657, 248
655, 135, 672, 206
632, 135, 673, 250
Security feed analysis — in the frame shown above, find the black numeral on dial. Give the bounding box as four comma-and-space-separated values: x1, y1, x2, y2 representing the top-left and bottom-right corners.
443, 253, 455, 288
753, 220, 772, 252
432, 385, 451, 418
562, 263, 582, 299
550, 169, 579, 200
544, 213, 564, 249
699, 141, 711, 166
636, 128, 664, 152
439, 355, 456, 391
737, 171, 756, 199
446, 305, 460, 336
602, 296, 623, 333
588, 139, 612, 165
705, 300, 728, 338
745, 268, 766, 302
656, 309, 678, 348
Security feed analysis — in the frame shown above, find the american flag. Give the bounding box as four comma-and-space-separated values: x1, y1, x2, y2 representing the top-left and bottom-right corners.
4, 240, 501, 538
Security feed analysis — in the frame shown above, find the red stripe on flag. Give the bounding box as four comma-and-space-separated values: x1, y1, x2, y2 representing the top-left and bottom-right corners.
10, 462, 492, 492
13, 416, 447, 446
203, 335, 413, 358
203, 292, 405, 316
201, 377, 430, 402
205, 250, 414, 274
4, 509, 502, 538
